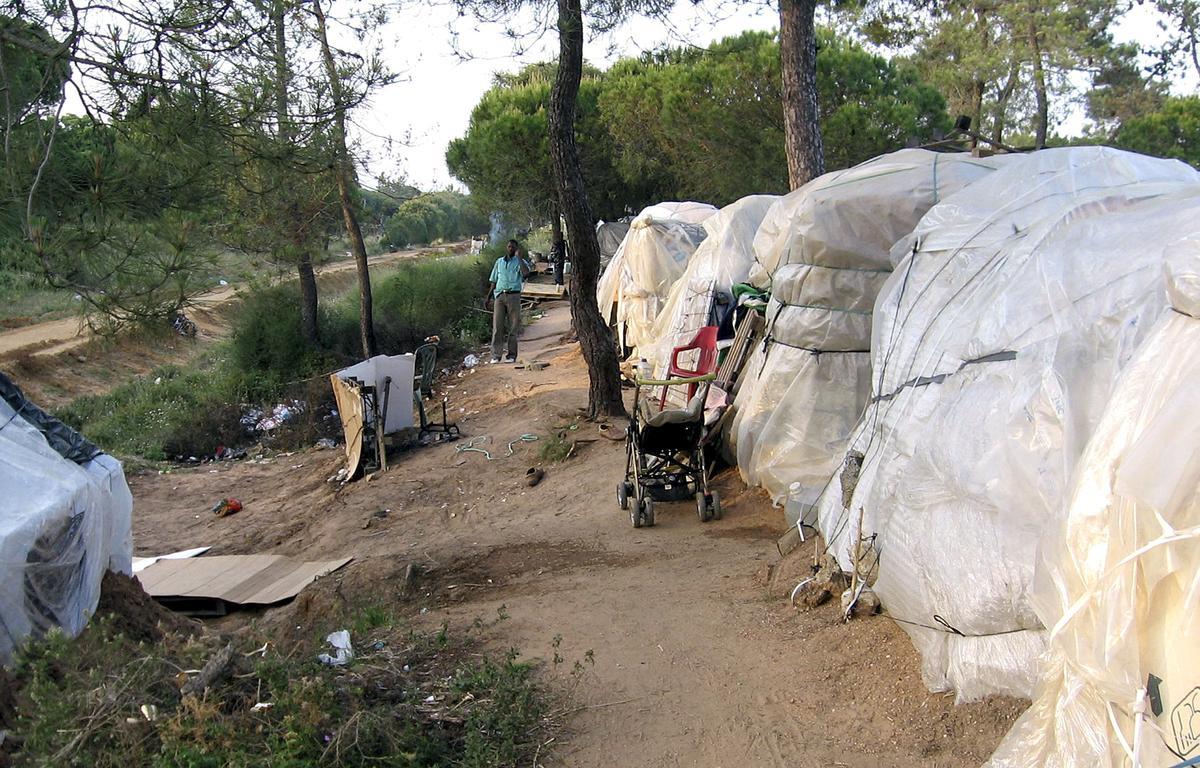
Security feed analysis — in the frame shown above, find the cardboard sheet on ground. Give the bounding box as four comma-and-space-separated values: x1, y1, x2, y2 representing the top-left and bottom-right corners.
132, 546, 211, 573
138, 554, 352, 614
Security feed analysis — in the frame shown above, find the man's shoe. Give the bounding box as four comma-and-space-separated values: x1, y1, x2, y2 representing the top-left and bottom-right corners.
490, 356, 501, 364
503, 355, 517, 364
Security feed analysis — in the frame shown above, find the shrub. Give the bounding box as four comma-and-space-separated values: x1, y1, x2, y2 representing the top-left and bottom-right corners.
229, 283, 333, 380
324, 253, 492, 356
57, 254, 494, 461
7, 607, 553, 767
57, 361, 251, 461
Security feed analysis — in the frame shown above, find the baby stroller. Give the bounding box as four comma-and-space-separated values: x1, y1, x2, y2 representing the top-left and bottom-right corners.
617, 372, 721, 528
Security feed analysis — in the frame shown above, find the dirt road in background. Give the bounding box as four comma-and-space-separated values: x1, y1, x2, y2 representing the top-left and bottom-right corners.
0, 246, 447, 362
126, 301, 1025, 767
0, 245, 460, 408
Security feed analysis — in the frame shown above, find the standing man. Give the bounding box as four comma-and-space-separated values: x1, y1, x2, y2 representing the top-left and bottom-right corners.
486, 239, 532, 363
550, 236, 567, 286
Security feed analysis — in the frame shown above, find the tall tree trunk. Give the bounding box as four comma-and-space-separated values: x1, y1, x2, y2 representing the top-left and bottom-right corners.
312, 0, 376, 357
991, 59, 1019, 145
1029, 19, 1049, 148
549, 0, 625, 419
550, 203, 562, 244
778, 0, 824, 189
968, 1, 991, 149
272, 0, 319, 345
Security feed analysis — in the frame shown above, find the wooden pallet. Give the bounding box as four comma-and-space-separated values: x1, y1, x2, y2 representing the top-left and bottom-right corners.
522, 282, 567, 298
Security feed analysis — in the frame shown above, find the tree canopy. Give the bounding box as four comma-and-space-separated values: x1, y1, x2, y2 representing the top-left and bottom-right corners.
447, 29, 952, 216
445, 63, 636, 224
1113, 95, 1200, 167
381, 190, 490, 249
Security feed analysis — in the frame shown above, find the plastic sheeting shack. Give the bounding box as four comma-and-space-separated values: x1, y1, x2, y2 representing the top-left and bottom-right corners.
640, 195, 777, 378
812, 147, 1200, 704
726, 150, 1007, 514
0, 373, 133, 662
596, 201, 717, 353
987, 234, 1200, 767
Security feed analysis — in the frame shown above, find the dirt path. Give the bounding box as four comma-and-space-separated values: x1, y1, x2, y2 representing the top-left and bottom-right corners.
126, 301, 1025, 767
0, 246, 444, 361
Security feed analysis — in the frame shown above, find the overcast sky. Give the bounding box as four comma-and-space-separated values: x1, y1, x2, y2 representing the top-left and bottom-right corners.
352, 2, 1194, 192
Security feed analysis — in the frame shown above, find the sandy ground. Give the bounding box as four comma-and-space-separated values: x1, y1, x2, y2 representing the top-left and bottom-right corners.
123, 300, 1027, 767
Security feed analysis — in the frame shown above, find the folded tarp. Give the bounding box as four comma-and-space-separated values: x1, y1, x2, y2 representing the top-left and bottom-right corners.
596, 201, 717, 352
812, 146, 1200, 703
987, 197, 1200, 768
726, 150, 1008, 512
0, 373, 133, 661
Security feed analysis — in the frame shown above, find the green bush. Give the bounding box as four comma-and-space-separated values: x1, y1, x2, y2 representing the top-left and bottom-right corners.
57, 254, 495, 461
323, 253, 492, 356
57, 359, 251, 461
229, 283, 335, 380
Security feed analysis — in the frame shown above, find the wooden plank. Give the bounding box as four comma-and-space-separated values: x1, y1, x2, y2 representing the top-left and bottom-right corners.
717, 311, 764, 391
776, 525, 803, 558
521, 283, 567, 298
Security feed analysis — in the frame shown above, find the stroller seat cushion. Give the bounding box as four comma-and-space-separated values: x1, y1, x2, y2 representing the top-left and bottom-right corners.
642, 391, 706, 428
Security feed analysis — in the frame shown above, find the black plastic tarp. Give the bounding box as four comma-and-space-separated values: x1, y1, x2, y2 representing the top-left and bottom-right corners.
0, 372, 101, 464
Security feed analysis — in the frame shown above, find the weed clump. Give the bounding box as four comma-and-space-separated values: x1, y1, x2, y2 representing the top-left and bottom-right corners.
57, 358, 251, 461
5, 603, 554, 767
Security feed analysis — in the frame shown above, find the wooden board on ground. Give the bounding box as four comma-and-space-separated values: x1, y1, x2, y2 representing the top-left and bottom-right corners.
522, 283, 567, 298
330, 374, 364, 478
138, 554, 353, 615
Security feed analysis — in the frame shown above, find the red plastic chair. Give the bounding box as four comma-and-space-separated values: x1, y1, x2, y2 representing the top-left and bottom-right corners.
660, 326, 719, 408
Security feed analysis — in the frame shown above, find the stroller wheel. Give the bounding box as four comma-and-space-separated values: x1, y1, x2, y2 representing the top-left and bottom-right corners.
696, 492, 711, 523
617, 482, 630, 511
642, 498, 655, 527
709, 491, 722, 520
630, 498, 643, 528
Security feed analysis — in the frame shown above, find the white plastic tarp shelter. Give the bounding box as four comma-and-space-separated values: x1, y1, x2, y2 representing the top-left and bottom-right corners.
596, 201, 717, 352
987, 230, 1200, 767
642, 195, 778, 377
726, 150, 1007, 513
811, 147, 1200, 704
0, 374, 133, 662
